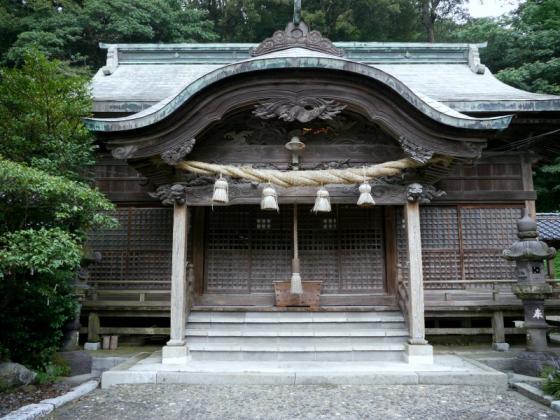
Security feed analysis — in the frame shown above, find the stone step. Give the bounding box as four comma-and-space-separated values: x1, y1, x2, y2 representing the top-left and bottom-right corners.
187, 311, 405, 324
187, 321, 407, 331
186, 328, 409, 337
188, 343, 406, 362
187, 335, 407, 346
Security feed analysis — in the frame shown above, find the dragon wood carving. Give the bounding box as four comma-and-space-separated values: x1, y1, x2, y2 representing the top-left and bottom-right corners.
253, 97, 346, 123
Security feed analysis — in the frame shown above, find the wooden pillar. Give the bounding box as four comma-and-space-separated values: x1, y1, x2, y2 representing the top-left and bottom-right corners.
162, 202, 189, 364
404, 197, 433, 363
521, 154, 536, 220
384, 206, 397, 296
87, 312, 100, 343
405, 200, 426, 344
492, 310, 510, 351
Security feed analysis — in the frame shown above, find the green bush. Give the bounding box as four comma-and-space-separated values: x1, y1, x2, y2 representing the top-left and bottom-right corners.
35, 354, 71, 384
0, 228, 81, 369
542, 367, 560, 398
0, 164, 114, 369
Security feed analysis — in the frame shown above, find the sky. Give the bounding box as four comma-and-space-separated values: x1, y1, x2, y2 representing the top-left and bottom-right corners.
467, 0, 522, 18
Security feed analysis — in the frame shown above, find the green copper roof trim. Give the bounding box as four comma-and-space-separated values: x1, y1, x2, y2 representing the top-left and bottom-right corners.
84, 54, 512, 133
99, 41, 486, 65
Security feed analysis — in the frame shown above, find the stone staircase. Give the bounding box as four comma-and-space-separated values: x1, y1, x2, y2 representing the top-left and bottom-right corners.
185, 311, 408, 362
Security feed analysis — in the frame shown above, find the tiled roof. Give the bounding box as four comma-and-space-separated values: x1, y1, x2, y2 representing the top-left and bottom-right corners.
90, 42, 560, 115
537, 213, 560, 241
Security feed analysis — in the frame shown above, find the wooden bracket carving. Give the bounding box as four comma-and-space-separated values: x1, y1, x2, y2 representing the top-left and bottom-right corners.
253, 97, 346, 123
250, 21, 343, 57
397, 136, 433, 164
112, 145, 138, 160
161, 138, 196, 165
406, 183, 446, 204
150, 184, 188, 205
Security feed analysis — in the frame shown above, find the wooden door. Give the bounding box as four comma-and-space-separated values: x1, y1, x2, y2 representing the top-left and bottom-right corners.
203, 205, 387, 300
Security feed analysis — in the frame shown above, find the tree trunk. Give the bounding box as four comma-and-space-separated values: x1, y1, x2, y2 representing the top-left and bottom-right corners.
421, 0, 435, 43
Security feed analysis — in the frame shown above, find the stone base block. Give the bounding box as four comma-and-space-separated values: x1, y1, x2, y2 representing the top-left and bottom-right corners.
492, 342, 510, 352
162, 345, 188, 365
84, 342, 100, 351
59, 351, 92, 375
404, 343, 433, 364
514, 351, 560, 377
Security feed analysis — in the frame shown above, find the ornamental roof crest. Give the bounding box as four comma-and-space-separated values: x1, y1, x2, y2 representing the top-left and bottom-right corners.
250, 21, 344, 58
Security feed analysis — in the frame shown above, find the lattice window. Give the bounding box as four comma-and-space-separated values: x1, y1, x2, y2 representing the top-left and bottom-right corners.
397, 205, 520, 289
87, 208, 173, 289
205, 206, 291, 293
298, 206, 340, 293
338, 206, 385, 292
461, 207, 520, 281
205, 207, 251, 292
420, 206, 461, 288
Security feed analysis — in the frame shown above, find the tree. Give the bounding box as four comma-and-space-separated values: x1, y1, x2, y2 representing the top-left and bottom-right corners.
190, 0, 423, 42
0, 51, 115, 369
80, 0, 218, 67
1, 0, 218, 68
0, 51, 94, 178
417, 0, 468, 42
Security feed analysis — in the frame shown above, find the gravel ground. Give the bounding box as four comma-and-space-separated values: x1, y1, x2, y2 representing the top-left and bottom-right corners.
0, 382, 73, 417
49, 384, 558, 420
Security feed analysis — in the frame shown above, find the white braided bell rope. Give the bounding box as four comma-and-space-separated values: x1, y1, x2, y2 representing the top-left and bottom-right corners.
177, 157, 437, 188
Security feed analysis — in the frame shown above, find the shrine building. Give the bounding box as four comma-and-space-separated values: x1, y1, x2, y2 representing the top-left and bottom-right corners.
83, 13, 560, 366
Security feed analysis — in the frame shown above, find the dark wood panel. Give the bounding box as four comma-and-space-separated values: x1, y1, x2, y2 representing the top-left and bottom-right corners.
190, 144, 403, 167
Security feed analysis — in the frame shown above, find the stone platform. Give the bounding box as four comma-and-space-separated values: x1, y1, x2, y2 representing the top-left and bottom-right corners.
101, 351, 507, 389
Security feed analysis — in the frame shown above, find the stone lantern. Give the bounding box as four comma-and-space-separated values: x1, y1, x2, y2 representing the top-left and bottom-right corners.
503, 210, 557, 376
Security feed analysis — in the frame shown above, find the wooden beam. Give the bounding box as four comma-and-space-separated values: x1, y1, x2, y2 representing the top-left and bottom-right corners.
184, 184, 409, 206
405, 200, 427, 345
80, 327, 170, 335
426, 327, 523, 335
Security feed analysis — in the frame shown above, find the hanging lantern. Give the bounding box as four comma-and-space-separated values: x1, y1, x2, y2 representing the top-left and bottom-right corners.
312, 187, 331, 213
212, 175, 229, 204
357, 181, 376, 207
260, 184, 279, 211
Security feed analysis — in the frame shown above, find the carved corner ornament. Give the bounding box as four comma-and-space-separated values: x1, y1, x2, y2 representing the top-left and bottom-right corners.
468, 45, 486, 75
112, 145, 138, 160
406, 183, 446, 204
161, 138, 196, 165
253, 97, 346, 123
397, 136, 434, 164
250, 21, 343, 57
150, 184, 188, 205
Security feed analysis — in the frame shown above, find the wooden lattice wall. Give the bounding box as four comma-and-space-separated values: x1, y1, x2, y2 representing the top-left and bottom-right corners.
204, 205, 386, 294
86, 204, 521, 293
397, 205, 522, 288
87, 207, 173, 289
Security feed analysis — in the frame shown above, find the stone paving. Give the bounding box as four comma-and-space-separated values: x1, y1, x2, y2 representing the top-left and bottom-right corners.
49, 384, 559, 420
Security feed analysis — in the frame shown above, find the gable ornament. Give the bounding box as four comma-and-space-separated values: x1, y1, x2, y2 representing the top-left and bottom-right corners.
253, 97, 346, 123
250, 20, 343, 57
